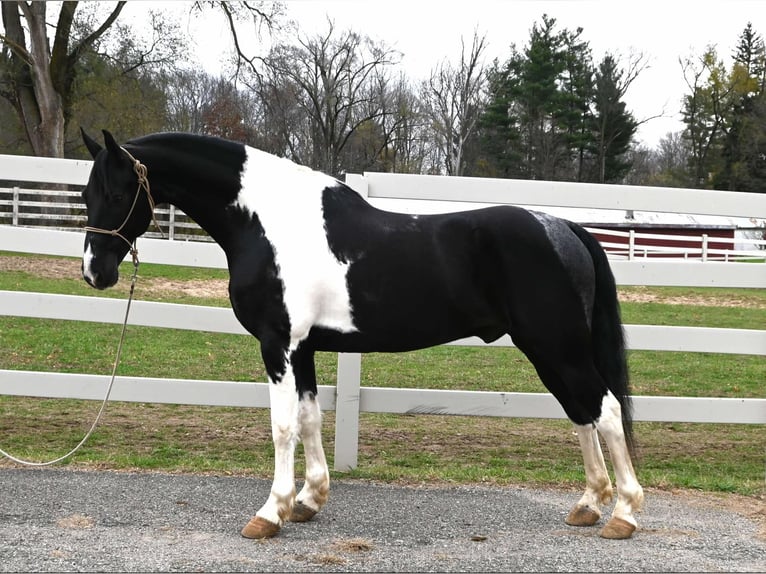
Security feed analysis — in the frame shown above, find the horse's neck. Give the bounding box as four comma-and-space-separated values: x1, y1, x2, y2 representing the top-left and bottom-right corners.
135, 139, 361, 252
137, 143, 244, 247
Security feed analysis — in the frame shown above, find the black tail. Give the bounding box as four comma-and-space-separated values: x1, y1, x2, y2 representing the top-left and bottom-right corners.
567, 222, 636, 457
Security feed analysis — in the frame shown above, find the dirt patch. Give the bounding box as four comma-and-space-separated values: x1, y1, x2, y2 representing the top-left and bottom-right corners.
3, 254, 763, 308
0, 254, 228, 299
619, 285, 765, 309
141, 278, 228, 299
56, 513, 95, 529
0, 255, 81, 280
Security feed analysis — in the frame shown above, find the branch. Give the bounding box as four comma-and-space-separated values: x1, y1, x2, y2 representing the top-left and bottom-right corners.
51, 2, 77, 69
0, 1, 33, 65
67, 1, 126, 65
0, 33, 33, 65
218, 1, 272, 81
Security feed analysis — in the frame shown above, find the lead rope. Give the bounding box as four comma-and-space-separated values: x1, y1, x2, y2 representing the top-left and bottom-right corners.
0, 253, 139, 466
1, 146, 155, 467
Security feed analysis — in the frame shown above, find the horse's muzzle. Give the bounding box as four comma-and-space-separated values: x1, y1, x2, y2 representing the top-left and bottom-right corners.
82, 265, 119, 290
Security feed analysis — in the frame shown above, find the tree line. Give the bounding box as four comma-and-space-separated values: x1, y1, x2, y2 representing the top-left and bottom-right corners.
1, 2, 763, 192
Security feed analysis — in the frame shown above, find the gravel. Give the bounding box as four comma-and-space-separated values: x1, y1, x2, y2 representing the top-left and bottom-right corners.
0, 468, 763, 572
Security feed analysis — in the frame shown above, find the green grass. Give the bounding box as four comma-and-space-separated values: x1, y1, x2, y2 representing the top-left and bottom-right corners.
0, 253, 763, 497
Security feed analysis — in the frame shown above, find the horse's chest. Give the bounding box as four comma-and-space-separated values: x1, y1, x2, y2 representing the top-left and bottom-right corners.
233, 159, 356, 341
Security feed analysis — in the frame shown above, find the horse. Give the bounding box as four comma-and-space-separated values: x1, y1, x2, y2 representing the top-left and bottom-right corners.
79, 129, 644, 540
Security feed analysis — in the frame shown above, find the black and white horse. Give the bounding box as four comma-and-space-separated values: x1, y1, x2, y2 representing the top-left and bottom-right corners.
80, 130, 643, 540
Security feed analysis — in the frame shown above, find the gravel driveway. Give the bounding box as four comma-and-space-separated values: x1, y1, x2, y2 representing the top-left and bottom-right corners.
0, 468, 763, 572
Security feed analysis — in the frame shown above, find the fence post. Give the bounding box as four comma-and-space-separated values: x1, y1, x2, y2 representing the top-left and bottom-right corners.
628, 229, 635, 260
12, 187, 19, 226
702, 233, 709, 262
344, 173, 369, 199
169, 205, 176, 241
334, 352, 361, 471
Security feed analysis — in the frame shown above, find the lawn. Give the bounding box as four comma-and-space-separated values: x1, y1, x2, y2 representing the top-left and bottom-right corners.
0, 253, 763, 497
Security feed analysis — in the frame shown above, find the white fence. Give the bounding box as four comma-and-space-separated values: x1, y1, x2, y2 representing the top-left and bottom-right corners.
0, 154, 207, 241
0, 186, 208, 241
0, 155, 764, 472
2, 153, 764, 260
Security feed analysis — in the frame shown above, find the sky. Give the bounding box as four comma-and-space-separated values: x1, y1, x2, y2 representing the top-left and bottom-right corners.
131, 0, 766, 148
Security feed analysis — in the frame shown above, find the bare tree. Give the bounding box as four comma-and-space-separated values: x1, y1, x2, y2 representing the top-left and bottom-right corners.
381, 74, 431, 173
0, 2, 126, 157
250, 20, 401, 175
195, 0, 284, 78
422, 31, 488, 176
0, 2, 189, 158
680, 47, 733, 187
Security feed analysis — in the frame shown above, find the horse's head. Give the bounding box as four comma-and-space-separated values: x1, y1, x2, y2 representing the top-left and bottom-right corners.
80, 129, 155, 289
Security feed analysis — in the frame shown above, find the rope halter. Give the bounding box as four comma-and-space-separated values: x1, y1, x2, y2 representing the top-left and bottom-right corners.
84, 146, 165, 265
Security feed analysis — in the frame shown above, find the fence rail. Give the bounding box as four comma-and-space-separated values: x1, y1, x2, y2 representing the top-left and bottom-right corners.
0, 185, 210, 241
590, 227, 764, 261
0, 154, 764, 472
2, 152, 764, 259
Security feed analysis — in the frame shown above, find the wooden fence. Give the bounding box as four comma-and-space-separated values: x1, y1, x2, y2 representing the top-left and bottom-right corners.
0, 154, 764, 471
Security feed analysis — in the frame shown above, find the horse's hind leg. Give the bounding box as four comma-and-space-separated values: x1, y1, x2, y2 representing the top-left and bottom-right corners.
516, 345, 642, 538
560, 385, 642, 539
566, 423, 613, 527
593, 392, 644, 539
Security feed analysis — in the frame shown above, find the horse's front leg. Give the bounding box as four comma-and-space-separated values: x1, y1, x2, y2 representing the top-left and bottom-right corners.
241, 371, 299, 539
290, 394, 330, 523
241, 344, 329, 539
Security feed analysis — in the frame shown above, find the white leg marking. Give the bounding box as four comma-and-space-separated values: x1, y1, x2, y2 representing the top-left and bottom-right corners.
82, 242, 96, 284
295, 395, 330, 514
574, 423, 613, 510
595, 391, 644, 527
256, 371, 300, 527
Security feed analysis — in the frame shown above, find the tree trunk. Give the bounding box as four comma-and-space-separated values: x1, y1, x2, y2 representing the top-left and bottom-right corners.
2, 2, 65, 157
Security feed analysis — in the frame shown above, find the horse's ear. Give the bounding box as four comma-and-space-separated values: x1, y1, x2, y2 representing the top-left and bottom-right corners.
81, 128, 102, 159
102, 130, 122, 156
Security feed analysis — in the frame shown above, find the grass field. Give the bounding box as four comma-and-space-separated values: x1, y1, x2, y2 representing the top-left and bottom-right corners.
0, 253, 764, 498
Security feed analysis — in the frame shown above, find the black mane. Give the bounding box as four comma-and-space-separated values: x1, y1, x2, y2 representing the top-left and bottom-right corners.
123, 132, 248, 198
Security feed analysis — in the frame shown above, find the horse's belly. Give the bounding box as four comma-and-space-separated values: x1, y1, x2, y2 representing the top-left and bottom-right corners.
309, 285, 502, 353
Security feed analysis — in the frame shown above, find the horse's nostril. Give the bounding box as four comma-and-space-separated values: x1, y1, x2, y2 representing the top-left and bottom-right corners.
82, 263, 98, 288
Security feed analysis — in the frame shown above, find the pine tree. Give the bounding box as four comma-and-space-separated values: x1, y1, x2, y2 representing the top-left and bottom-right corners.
588, 55, 638, 183
478, 15, 596, 181
715, 22, 766, 192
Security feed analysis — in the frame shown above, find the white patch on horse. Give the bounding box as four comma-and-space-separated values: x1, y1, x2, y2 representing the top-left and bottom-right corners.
234, 148, 357, 341
82, 242, 96, 285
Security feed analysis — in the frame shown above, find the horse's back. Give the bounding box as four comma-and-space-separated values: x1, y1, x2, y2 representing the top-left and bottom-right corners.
315, 199, 592, 353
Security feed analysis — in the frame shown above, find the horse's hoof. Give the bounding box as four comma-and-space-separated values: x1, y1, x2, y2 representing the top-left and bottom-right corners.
289, 501, 318, 523
241, 516, 281, 539
599, 517, 636, 539
565, 505, 601, 527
